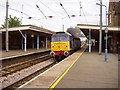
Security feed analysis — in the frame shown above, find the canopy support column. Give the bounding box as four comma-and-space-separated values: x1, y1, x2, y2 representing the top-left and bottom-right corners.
89, 29, 91, 53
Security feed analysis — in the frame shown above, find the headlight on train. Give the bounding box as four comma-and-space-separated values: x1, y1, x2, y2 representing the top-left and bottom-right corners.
50, 51, 55, 56
64, 51, 69, 56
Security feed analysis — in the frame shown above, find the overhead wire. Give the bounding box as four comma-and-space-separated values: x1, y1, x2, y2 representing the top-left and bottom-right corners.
24, 9, 56, 30
21, 4, 23, 19
52, 0, 71, 19
20, 2, 59, 30
79, 1, 82, 16
0, 4, 48, 29
77, 0, 83, 24
36, 4, 47, 19
12, 1, 49, 21
1, 0, 79, 30
22, 1, 56, 19
59, 2, 70, 18
13, 4, 55, 29
52, 0, 72, 27
37, 0, 73, 29
0, 3, 58, 30
38, 0, 59, 17
35, 1, 63, 30
59, 1, 79, 27
81, 7, 88, 24
1, 1, 70, 29
0, 4, 29, 16
0, 3, 42, 24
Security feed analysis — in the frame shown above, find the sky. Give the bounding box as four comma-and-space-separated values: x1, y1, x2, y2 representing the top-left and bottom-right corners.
0, 0, 109, 32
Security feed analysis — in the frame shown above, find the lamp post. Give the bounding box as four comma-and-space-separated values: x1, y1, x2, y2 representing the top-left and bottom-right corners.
6, 0, 9, 52
96, 3, 108, 62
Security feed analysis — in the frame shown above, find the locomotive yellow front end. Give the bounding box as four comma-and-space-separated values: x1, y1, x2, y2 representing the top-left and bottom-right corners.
50, 32, 71, 60
51, 41, 70, 51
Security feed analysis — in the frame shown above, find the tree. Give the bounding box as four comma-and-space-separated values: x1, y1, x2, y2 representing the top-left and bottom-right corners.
1, 15, 22, 29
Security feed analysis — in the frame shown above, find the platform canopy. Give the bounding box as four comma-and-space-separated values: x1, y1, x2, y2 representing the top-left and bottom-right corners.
0, 25, 55, 35
77, 24, 120, 31
77, 24, 120, 53
0, 25, 56, 52
77, 24, 120, 39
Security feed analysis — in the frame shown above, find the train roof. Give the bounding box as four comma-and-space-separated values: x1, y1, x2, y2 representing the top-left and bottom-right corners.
67, 27, 82, 39
53, 32, 72, 36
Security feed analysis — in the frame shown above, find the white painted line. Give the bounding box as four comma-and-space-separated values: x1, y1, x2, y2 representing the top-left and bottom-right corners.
16, 53, 72, 89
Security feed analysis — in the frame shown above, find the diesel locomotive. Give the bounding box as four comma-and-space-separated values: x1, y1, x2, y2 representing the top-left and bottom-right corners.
50, 28, 81, 61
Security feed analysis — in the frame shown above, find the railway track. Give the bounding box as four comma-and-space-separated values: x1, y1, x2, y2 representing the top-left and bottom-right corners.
1, 52, 56, 89
2, 54, 51, 76
2, 46, 83, 89
5, 61, 56, 89
2, 51, 50, 68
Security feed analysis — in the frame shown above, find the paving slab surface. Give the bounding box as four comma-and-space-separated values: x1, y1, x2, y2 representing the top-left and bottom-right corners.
1, 48, 50, 59
55, 51, 118, 88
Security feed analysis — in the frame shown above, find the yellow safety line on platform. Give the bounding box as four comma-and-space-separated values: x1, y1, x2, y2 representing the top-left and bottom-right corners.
49, 47, 87, 90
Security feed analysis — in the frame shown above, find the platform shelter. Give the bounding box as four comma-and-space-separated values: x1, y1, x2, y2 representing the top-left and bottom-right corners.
1, 25, 55, 52
77, 24, 120, 53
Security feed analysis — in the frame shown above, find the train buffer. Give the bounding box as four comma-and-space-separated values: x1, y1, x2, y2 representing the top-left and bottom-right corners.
18, 45, 118, 89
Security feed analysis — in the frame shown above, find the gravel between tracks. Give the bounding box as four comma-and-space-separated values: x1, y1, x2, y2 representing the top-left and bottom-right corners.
1, 59, 55, 89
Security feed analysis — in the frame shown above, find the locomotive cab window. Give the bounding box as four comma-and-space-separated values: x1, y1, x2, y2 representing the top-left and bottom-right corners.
52, 35, 69, 42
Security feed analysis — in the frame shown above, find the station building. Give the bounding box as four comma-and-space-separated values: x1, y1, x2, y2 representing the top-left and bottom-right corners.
0, 25, 55, 51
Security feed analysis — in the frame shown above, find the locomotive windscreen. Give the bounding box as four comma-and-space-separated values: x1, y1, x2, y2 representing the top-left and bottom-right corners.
52, 35, 69, 42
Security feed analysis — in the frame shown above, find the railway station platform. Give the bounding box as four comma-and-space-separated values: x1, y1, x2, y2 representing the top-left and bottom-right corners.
19, 45, 118, 89
1, 48, 50, 60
